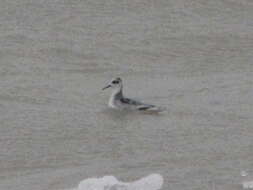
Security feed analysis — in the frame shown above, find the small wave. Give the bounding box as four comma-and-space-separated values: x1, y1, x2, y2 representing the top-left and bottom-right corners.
66, 173, 163, 190
241, 170, 253, 189
243, 181, 253, 189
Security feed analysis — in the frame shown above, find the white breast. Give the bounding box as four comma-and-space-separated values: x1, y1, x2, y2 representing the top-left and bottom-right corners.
108, 97, 117, 108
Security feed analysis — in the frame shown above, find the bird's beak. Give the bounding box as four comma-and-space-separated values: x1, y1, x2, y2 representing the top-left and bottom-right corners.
102, 85, 111, 90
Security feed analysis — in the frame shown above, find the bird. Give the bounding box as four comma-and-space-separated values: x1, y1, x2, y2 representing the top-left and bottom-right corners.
102, 77, 164, 112
78, 173, 163, 190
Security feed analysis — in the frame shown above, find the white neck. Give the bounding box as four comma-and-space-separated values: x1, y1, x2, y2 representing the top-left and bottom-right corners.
109, 87, 123, 108
111, 86, 123, 98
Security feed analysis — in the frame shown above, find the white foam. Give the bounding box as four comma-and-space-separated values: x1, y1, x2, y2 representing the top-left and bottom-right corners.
241, 170, 253, 189
243, 181, 253, 189
70, 173, 163, 190
241, 171, 249, 177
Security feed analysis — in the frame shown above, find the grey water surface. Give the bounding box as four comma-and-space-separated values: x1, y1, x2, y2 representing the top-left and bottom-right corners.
0, 0, 253, 189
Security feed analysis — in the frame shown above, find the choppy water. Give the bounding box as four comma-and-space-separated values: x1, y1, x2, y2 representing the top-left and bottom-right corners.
0, 0, 253, 189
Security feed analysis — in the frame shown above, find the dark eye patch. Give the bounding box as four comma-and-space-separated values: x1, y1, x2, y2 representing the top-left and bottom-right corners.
112, 80, 119, 84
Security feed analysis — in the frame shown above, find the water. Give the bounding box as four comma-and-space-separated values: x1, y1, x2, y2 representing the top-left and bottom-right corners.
0, 0, 253, 189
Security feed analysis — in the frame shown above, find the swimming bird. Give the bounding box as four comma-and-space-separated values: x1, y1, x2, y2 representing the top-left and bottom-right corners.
102, 77, 164, 112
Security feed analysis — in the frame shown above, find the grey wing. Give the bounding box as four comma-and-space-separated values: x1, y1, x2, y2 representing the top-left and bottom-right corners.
120, 98, 159, 111
123, 98, 155, 109
120, 98, 143, 106
136, 104, 156, 111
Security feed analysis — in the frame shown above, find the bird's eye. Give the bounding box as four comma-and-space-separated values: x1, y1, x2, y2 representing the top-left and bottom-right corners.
112, 80, 119, 84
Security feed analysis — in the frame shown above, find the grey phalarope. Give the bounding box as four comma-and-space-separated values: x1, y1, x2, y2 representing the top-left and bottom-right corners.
103, 77, 164, 112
